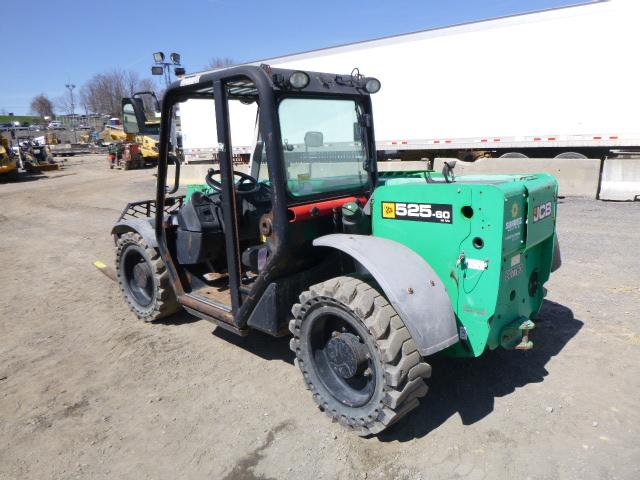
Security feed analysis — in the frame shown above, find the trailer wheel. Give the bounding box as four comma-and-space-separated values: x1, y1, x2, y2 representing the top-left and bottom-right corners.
289, 275, 431, 436
500, 152, 528, 158
116, 232, 179, 322
554, 151, 587, 159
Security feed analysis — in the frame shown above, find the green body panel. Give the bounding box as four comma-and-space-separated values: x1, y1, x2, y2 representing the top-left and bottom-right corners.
372, 171, 558, 358
186, 183, 215, 200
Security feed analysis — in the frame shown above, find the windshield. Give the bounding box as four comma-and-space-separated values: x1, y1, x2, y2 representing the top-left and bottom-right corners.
143, 122, 160, 135
278, 98, 369, 197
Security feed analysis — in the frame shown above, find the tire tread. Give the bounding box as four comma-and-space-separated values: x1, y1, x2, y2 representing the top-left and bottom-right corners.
115, 232, 179, 322
289, 275, 431, 436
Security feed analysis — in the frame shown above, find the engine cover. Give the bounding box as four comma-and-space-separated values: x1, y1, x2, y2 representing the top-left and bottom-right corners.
372, 172, 559, 357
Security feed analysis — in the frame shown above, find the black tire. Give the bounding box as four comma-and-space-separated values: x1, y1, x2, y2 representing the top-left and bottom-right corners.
115, 232, 179, 321
289, 276, 431, 436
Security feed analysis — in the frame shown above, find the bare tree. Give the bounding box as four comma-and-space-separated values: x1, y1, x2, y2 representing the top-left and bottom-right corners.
55, 92, 74, 116
124, 70, 140, 96
78, 69, 158, 117
205, 57, 235, 70
30, 94, 54, 118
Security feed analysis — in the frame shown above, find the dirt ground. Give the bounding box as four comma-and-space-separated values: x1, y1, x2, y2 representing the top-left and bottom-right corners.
1, 155, 639, 480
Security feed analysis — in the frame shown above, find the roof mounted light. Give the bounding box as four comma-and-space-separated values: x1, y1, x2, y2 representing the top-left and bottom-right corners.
153, 51, 165, 63
365, 77, 381, 94
289, 71, 310, 89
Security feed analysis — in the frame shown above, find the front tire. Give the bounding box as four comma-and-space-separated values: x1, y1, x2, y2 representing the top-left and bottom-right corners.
116, 232, 179, 321
289, 276, 431, 436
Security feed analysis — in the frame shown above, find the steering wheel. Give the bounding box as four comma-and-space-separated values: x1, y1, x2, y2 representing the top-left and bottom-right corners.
205, 168, 261, 195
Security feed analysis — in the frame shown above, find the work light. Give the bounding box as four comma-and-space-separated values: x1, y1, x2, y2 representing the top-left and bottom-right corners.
289, 71, 310, 89
365, 77, 381, 94
153, 52, 165, 63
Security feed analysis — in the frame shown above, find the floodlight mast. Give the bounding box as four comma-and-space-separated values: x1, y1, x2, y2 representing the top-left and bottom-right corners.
65, 83, 77, 142
151, 51, 185, 87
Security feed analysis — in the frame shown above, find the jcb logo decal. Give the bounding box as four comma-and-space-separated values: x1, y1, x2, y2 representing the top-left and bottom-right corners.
533, 201, 553, 223
380, 201, 453, 224
382, 202, 396, 219
511, 202, 520, 218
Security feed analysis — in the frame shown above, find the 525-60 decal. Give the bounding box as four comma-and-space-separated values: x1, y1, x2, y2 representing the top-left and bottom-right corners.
381, 202, 453, 224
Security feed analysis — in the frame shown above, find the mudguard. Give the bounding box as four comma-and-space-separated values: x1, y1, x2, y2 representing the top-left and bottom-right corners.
314, 234, 459, 356
111, 218, 157, 248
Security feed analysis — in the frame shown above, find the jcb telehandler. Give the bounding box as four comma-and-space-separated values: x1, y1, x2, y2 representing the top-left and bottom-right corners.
0, 133, 18, 178
109, 65, 561, 435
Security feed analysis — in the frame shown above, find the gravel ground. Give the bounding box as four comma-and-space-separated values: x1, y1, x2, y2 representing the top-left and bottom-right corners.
0, 155, 638, 480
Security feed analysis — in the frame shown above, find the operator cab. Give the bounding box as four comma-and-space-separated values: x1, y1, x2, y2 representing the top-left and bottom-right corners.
131, 65, 380, 334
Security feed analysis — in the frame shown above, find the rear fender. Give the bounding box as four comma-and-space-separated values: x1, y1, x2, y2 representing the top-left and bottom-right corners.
111, 218, 157, 248
314, 234, 459, 356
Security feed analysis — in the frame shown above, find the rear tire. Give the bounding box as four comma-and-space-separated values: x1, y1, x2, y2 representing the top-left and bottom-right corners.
289, 275, 431, 436
116, 232, 179, 321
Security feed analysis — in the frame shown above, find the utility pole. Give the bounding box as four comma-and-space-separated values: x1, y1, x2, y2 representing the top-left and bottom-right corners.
65, 83, 77, 142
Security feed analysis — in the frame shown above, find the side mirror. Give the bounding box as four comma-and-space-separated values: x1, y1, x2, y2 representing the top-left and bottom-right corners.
304, 131, 323, 149
122, 99, 140, 134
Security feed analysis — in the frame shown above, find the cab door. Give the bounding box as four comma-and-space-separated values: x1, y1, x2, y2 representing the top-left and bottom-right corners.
121, 97, 147, 135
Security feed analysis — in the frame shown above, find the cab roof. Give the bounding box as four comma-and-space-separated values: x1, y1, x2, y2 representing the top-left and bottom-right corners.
169, 64, 378, 101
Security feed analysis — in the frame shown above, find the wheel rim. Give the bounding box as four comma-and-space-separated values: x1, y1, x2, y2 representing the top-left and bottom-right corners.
122, 247, 154, 307
307, 305, 377, 408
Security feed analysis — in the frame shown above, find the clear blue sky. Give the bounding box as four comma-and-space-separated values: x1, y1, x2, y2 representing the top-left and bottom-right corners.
2, 0, 586, 115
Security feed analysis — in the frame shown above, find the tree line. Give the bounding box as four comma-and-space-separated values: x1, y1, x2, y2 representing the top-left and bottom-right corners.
30, 68, 159, 119
30, 58, 235, 119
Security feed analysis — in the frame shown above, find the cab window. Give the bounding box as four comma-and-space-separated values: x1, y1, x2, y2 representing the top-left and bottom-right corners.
278, 98, 368, 197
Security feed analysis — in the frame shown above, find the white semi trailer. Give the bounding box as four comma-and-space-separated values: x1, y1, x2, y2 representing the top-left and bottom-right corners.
180, 0, 640, 163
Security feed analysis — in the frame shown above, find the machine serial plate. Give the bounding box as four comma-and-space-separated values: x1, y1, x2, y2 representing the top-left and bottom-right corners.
381, 202, 453, 224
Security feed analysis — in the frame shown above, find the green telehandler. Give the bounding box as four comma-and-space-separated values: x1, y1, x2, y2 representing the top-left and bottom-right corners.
107, 65, 561, 436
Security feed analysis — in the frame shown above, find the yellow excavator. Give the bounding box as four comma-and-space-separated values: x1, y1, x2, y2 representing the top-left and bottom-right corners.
102, 91, 161, 168
0, 133, 18, 178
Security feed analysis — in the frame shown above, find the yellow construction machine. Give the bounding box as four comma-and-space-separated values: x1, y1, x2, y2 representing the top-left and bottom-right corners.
0, 133, 18, 178
102, 91, 161, 168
